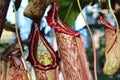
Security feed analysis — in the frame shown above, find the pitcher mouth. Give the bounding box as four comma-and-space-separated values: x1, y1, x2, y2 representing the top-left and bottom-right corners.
27, 23, 58, 71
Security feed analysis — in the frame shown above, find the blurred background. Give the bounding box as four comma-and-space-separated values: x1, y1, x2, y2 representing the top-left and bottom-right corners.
0, 0, 120, 80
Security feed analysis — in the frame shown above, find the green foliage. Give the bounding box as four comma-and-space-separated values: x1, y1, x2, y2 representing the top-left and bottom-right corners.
58, 0, 98, 27
0, 43, 10, 60
58, 0, 79, 27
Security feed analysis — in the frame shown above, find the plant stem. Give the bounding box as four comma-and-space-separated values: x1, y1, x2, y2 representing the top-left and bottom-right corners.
77, 0, 98, 80
108, 0, 119, 31
12, 0, 32, 80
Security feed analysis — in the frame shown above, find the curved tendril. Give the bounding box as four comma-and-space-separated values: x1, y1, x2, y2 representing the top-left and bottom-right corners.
108, 0, 119, 31
108, 0, 120, 70
77, 0, 98, 80
12, 0, 32, 80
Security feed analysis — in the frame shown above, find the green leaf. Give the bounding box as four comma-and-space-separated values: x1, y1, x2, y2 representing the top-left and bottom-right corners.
58, 0, 98, 27
58, 0, 79, 27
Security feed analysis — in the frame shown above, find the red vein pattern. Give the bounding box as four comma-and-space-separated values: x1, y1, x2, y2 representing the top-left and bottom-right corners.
3, 38, 28, 80
100, 16, 120, 75
46, 2, 92, 80
27, 23, 58, 70
24, 0, 54, 20
27, 22, 59, 80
